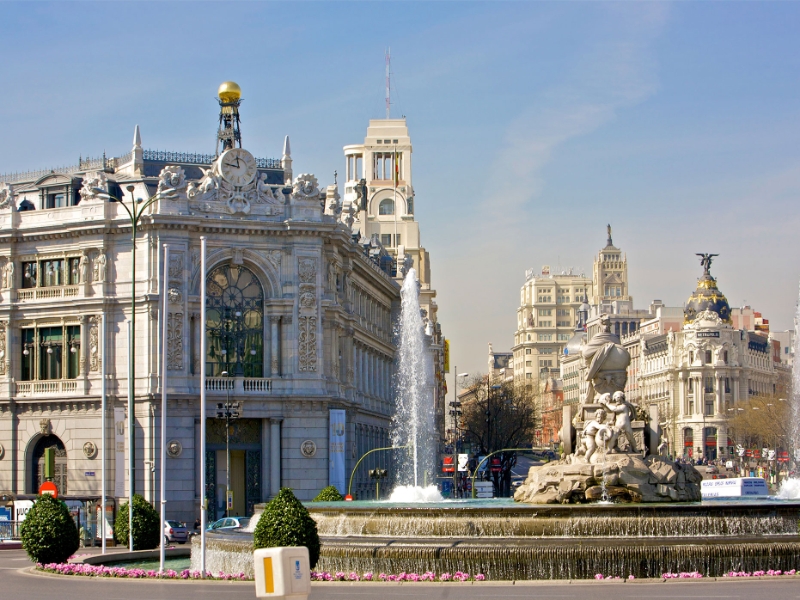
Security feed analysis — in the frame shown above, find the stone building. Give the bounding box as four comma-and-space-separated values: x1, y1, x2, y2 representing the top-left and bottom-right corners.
0, 82, 402, 523
341, 119, 447, 446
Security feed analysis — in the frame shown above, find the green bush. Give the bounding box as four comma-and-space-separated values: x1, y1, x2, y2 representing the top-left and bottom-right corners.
21, 494, 80, 565
254, 488, 321, 569
114, 494, 160, 550
312, 485, 344, 502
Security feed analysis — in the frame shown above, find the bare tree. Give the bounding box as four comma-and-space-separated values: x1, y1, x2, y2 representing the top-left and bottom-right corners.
728, 393, 792, 452
460, 374, 541, 496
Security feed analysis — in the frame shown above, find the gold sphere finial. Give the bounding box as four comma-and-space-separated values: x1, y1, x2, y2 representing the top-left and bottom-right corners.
218, 81, 242, 103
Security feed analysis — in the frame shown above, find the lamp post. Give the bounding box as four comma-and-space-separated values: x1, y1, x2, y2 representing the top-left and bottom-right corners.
216, 371, 239, 517
94, 185, 161, 506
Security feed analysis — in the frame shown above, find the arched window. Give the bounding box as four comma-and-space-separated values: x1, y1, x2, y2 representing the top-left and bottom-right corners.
206, 264, 264, 377
378, 199, 394, 215
31, 435, 67, 494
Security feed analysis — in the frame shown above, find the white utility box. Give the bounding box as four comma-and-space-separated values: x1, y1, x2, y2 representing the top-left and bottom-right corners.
474, 481, 494, 499
700, 477, 769, 498
253, 546, 311, 599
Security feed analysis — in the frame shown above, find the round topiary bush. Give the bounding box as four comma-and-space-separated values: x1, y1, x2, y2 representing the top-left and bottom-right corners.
115, 494, 160, 550
312, 485, 344, 502
254, 488, 321, 568
20, 494, 80, 565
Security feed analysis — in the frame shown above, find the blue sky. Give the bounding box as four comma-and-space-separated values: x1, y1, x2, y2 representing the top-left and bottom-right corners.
1, 2, 799, 377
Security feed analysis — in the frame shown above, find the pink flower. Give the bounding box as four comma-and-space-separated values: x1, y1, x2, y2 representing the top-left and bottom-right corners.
475, 574, 486, 581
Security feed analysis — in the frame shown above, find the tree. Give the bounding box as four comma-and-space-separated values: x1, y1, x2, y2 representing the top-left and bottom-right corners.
20, 495, 79, 564
254, 488, 321, 569
115, 494, 160, 550
312, 485, 344, 502
460, 374, 541, 496
727, 393, 792, 453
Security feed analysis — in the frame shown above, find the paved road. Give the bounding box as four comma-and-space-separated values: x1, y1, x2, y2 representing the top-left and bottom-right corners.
3, 548, 800, 599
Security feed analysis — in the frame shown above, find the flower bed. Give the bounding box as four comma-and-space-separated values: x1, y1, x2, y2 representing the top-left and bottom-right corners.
310, 571, 486, 582
37, 563, 248, 580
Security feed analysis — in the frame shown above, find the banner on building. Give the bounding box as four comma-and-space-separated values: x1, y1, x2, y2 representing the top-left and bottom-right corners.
443, 339, 450, 374
114, 407, 126, 498
329, 409, 346, 493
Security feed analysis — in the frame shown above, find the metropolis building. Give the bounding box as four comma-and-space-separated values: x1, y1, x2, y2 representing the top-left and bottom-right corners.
0, 82, 402, 523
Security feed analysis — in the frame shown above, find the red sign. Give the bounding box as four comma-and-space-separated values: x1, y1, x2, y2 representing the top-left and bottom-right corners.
490, 458, 502, 473
443, 456, 455, 473
753, 450, 762, 459
39, 481, 58, 498
779, 451, 789, 463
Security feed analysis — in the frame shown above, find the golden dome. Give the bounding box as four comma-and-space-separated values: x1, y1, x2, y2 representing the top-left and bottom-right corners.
218, 81, 242, 103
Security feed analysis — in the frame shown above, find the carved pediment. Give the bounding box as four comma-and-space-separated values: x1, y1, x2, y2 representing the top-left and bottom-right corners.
35, 173, 74, 188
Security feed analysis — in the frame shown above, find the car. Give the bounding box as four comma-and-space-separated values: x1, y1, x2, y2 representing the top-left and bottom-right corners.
164, 520, 188, 545
207, 517, 251, 531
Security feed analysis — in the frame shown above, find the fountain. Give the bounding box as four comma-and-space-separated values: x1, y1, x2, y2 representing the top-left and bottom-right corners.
191, 285, 800, 580
388, 268, 442, 502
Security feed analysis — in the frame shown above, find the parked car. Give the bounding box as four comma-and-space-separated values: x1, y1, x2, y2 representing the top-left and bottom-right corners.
207, 517, 251, 531
164, 520, 189, 545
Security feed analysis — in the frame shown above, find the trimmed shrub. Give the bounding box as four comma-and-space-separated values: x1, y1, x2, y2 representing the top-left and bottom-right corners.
115, 494, 160, 550
20, 494, 80, 564
312, 486, 344, 502
254, 488, 321, 569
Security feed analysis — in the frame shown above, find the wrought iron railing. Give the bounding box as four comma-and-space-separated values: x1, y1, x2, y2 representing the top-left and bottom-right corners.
143, 149, 281, 168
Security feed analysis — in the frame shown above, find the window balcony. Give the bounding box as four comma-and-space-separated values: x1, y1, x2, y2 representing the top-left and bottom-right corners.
15, 380, 78, 396
17, 286, 80, 302
204, 376, 273, 394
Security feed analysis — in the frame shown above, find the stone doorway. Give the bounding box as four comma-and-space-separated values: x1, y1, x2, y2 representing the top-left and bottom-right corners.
30, 434, 67, 495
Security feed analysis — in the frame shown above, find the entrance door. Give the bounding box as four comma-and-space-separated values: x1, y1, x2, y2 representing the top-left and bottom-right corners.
230, 451, 246, 517
31, 435, 67, 494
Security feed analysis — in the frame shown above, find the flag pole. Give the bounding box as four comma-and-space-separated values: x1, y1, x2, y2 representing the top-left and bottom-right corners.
100, 311, 106, 554
159, 244, 169, 573
199, 237, 207, 577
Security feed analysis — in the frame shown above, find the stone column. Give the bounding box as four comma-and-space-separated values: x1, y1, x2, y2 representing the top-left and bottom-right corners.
261, 418, 270, 502
678, 372, 686, 418
715, 375, 723, 415
270, 317, 280, 377
694, 376, 702, 416
269, 418, 282, 498
733, 376, 740, 404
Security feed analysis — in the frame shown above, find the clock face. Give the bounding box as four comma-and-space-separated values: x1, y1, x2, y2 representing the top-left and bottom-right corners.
219, 148, 257, 186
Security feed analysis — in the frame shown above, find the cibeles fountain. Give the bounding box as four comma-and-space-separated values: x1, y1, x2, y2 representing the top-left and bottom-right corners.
195, 268, 800, 580
515, 315, 703, 504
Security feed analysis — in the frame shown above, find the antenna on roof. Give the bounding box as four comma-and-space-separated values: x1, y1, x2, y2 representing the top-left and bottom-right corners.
385, 48, 391, 119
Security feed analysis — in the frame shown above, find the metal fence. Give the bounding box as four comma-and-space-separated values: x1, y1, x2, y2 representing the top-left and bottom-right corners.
0, 521, 21, 540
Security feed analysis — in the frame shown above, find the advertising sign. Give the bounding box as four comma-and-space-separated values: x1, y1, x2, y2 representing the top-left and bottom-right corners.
442, 456, 454, 473
457, 454, 469, 472
329, 409, 346, 493
15, 500, 33, 522
114, 407, 126, 498
701, 477, 769, 498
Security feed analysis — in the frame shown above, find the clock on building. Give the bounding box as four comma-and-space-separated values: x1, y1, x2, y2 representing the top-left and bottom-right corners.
218, 148, 257, 186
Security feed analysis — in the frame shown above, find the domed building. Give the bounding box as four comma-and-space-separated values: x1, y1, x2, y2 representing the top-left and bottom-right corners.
0, 83, 404, 528
635, 255, 778, 461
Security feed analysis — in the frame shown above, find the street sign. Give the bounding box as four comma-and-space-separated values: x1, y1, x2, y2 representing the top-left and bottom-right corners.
39, 481, 58, 498
490, 458, 502, 473
227, 490, 234, 510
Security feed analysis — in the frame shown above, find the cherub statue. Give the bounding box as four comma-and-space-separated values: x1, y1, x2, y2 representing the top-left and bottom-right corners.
582, 408, 611, 463
599, 391, 638, 453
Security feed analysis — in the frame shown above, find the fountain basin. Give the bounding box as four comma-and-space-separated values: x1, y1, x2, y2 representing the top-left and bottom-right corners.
192, 499, 800, 579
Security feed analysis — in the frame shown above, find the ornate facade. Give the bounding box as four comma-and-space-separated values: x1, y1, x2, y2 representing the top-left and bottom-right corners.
0, 84, 401, 524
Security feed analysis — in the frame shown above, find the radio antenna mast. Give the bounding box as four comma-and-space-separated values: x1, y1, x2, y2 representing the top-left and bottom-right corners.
385, 48, 391, 119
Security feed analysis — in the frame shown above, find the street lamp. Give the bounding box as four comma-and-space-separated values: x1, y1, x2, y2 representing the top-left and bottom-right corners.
95, 184, 161, 551
216, 371, 239, 517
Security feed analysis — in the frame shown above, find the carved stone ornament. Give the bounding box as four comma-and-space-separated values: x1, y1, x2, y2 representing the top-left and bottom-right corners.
167, 313, 184, 371
0, 443, 4, 459
40, 419, 51, 436
89, 317, 100, 372
299, 286, 316, 310
168, 288, 182, 304
292, 174, 320, 202
300, 440, 317, 458
167, 439, 183, 458
298, 258, 316, 283
0, 182, 14, 210
83, 441, 98, 459
693, 309, 723, 325
187, 161, 284, 216
169, 253, 184, 283
93, 252, 106, 283
298, 316, 318, 372
79, 171, 108, 203
0, 321, 6, 376
3, 260, 13, 290
156, 165, 188, 201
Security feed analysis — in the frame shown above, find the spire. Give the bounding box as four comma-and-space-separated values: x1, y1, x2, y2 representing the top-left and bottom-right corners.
132, 124, 143, 174
606, 223, 613, 247
281, 135, 293, 185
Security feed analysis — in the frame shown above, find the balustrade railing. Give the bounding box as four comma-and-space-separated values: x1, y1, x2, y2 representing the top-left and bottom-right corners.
204, 377, 272, 393
16, 286, 80, 302
15, 380, 78, 396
